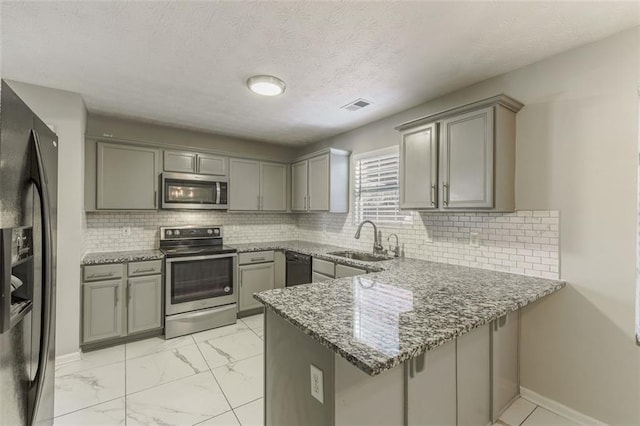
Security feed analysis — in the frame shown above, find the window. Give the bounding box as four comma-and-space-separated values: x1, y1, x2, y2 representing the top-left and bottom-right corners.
353, 146, 411, 225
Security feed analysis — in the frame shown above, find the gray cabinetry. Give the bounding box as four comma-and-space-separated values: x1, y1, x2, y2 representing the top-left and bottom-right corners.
457, 324, 491, 426
97, 142, 159, 210
400, 122, 438, 209
164, 150, 227, 176
334, 263, 367, 278
238, 251, 275, 312
229, 159, 287, 211
406, 342, 457, 425
128, 274, 162, 334
82, 260, 163, 348
397, 95, 522, 212
491, 312, 520, 422
291, 149, 350, 213
82, 278, 125, 344
441, 107, 494, 209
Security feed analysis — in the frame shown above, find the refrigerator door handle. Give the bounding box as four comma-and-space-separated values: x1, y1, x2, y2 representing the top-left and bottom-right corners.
29, 129, 54, 424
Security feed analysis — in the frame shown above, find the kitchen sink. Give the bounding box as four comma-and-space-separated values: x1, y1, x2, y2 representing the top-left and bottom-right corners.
327, 251, 393, 262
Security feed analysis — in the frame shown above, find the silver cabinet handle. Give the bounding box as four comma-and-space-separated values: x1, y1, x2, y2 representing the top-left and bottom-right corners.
88, 272, 114, 279
443, 183, 449, 206
250, 257, 265, 262
430, 185, 436, 206
303, 196, 307, 211
133, 268, 155, 274
154, 190, 157, 208
307, 196, 311, 211
257, 195, 260, 210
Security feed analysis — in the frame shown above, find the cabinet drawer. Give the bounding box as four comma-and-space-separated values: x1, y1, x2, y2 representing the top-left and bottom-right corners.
239, 251, 275, 265
84, 264, 123, 282
312, 271, 333, 282
335, 263, 367, 278
128, 260, 163, 277
312, 258, 334, 277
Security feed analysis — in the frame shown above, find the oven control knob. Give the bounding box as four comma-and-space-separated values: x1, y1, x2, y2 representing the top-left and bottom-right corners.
207, 229, 213, 235
174, 230, 180, 236
166, 230, 172, 236
224, 286, 231, 293
213, 229, 220, 236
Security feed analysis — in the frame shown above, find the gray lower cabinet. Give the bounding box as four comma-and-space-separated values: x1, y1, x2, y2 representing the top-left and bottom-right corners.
406, 341, 457, 425
83, 278, 125, 344
457, 324, 491, 426
82, 260, 163, 347
334, 264, 366, 278
238, 252, 275, 312
97, 142, 159, 210
492, 311, 520, 421
127, 275, 162, 334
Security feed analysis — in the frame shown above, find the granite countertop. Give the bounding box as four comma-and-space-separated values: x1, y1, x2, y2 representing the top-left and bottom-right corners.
82, 249, 164, 265
248, 240, 565, 376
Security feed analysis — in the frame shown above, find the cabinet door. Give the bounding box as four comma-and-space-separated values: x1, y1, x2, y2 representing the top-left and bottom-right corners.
197, 154, 227, 176
457, 324, 491, 426
440, 107, 494, 209
492, 312, 519, 422
128, 275, 162, 334
83, 279, 124, 344
164, 150, 196, 173
406, 341, 456, 425
239, 263, 275, 311
291, 160, 308, 212
400, 123, 438, 209
260, 162, 287, 211
307, 154, 330, 211
97, 143, 158, 210
229, 158, 261, 211
335, 264, 366, 278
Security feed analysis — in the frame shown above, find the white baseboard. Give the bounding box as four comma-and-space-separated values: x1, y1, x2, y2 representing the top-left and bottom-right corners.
56, 351, 81, 365
520, 386, 608, 425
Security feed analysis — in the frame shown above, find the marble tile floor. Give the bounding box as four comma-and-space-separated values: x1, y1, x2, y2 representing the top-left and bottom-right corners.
54, 313, 265, 426
55, 311, 576, 426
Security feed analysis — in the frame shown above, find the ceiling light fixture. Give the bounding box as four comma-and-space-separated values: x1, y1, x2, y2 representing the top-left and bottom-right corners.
247, 75, 286, 96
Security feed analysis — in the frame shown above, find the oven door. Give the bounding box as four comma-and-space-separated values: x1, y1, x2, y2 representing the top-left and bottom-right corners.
165, 253, 237, 315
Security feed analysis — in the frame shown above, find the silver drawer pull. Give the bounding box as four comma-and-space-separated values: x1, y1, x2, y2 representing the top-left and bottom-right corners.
250, 257, 265, 262
133, 268, 156, 273
88, 272, 114, 279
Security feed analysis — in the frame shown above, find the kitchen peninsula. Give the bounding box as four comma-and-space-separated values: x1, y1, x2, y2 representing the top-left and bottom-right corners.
251, 242, 564, 426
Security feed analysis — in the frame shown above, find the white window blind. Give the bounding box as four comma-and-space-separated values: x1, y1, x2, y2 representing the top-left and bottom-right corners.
354, 147, 411, 225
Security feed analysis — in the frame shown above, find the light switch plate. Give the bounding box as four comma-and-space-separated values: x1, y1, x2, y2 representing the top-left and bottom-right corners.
310, 364, 324, 404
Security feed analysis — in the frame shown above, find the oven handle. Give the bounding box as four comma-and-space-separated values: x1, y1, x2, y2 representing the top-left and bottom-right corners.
165, 253, 238, 264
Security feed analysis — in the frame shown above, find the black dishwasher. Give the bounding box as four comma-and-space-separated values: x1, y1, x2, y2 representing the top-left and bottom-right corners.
285, 251, 312, 287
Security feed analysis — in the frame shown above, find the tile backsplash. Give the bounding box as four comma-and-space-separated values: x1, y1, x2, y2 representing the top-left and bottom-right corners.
85, 209, 559, 279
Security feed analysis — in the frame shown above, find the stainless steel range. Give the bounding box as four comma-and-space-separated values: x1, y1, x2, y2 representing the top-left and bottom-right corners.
160, 225, 238, 339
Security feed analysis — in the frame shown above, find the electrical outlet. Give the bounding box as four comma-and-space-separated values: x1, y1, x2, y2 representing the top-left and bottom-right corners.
122, 227, 131, 236
310, 364, 324, 404
469, 232, 480, 247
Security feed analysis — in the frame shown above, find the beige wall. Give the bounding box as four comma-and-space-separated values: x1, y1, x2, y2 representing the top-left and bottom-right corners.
7, 80, 87, 358
301, 27, 640, 424
87, 113, 297, 162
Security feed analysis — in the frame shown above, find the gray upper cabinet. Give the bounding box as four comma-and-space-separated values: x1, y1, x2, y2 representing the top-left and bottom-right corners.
229, 158, 287, 212
396, 95, 523, 212
128, 274, 162, 334
308, 154, 330, 211
441, 107, 493, 209
399, 123, 438, 209
164, 150, 227, 176
229, 158, 261, 211
291, 160, 308, 212
291, 149, 350, 213
163, 150, 196, 173
260, 162, 287, 211
197, 153, 227, 175
97, 142, 159, 210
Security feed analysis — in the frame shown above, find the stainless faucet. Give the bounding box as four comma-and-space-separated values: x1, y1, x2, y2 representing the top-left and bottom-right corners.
387, 233, 400, 257
354, 220, 385, 255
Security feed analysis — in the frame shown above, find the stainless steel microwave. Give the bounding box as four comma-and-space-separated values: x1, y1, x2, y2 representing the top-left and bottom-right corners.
161, 172, 228, 210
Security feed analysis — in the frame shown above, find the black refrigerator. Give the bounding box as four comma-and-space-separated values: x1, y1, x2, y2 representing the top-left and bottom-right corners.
0, 80, 58, 426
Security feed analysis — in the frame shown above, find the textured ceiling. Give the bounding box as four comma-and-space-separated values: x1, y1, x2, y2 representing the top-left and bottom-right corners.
1, 1, 638, 146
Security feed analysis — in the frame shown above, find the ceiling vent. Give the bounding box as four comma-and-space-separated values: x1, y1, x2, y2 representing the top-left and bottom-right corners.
341, 98, 373, 112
